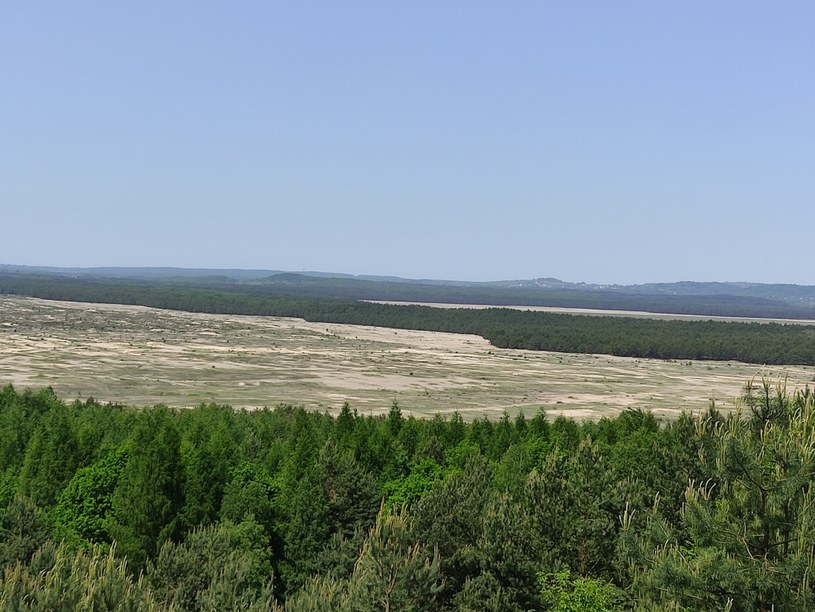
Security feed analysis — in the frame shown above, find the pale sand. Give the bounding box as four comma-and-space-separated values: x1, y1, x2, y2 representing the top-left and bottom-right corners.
366, 300, 815, 325
1, 296, 813, 420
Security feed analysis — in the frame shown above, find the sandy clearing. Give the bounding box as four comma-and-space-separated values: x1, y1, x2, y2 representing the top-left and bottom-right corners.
366, 300, 815, 325
1, 296, 813, 420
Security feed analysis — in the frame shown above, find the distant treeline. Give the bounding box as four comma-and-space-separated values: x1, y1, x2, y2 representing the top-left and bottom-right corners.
5, 267, 815, 319
3, 384, 815, 609
170, 273, 815, 319
3, 272, 815, 365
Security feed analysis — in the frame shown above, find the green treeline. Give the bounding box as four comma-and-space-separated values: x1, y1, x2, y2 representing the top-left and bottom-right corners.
3, 383, 815, 610
3, 272, 815, 365
6, 267, 815, 319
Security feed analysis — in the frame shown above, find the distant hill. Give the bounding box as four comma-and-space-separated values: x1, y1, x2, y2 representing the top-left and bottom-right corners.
489, 278, 815, 309
0, 264, 274, 282
2, 264, 815, 319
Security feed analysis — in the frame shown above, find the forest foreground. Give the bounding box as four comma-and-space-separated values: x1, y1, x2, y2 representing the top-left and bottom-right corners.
2, 382, 815, 610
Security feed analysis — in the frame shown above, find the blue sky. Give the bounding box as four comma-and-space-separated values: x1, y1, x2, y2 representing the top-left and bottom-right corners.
2, 3, 813, 284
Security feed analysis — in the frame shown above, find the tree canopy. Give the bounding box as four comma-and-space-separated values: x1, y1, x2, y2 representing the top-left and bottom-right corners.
2, 381, 815, 609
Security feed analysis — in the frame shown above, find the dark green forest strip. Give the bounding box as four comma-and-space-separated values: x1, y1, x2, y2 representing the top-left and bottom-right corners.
238, 273, 815, 319
2, 272, 815, 365
6, 264, 815, 319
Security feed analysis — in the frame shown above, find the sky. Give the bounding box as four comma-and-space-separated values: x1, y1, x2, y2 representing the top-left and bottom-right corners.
2, 3, 814, 285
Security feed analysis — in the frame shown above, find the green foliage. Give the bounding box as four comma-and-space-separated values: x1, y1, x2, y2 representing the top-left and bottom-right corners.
178, 403, 240, 531
450, 572, 517, 611
346, 504, 442, 611
280, 467, 330, 592
334, 402, 357, 448
525, 440, 619, 576
383, 458, 443, 510
221, 463, 281, 532
148, 519, 275, 610
274, 573, 349, 612
280, 440, 379, 593
538, 569, 623, 612
411, 455, 494, 606
278, 506, 442, 612
0, 386, 61, 476
478, 493, 540, 610
0, 467, 17, 513
108, 406, 184, 570
5, 383, 815, 609
0, 496, 50, 567
17, 402, 80, 508
0, 541, 161, 611
318, 442, 381, 539
620, 381, 815, 610
311, 527, 367, 583
387, 402, 403, 437
53, 448, 128, 547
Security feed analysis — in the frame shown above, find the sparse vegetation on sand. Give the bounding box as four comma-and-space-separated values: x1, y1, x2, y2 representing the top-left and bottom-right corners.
2, 296, 812, 419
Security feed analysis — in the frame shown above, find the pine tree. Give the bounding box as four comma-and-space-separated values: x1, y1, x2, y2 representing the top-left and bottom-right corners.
346, 505, 442, 612
108, 406, 184, 570
0, 541, 162, 611
620, 381, 815, 610
17, 403, 80, 508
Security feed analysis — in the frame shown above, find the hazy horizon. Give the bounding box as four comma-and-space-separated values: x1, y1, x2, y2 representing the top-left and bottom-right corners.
3, 3, 813, 285
3, 261, 813, 288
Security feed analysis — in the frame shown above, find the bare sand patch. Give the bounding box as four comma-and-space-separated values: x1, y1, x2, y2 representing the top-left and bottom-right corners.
1, 296, 813, 420
367, 301, 815, 325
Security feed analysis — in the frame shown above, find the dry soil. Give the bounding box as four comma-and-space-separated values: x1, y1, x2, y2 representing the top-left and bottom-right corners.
1, 296, 812, 420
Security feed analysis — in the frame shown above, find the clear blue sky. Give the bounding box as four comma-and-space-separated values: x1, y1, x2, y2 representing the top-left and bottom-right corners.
2, 3, 813, 284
